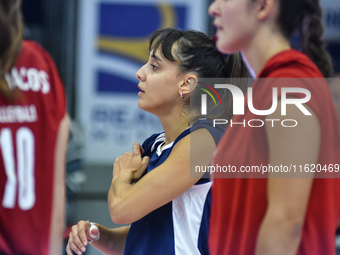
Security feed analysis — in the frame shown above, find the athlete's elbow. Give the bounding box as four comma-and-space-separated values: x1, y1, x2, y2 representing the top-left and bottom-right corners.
284, 218, 304, 239
111, 214, 129, 225
269, 212, 305, 239
109, 202, 134, 224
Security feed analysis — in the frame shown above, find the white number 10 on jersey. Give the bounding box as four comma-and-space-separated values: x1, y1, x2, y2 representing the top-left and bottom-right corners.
1, 127, 35, 210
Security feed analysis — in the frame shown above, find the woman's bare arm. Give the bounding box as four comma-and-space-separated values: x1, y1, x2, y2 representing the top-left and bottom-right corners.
256, 102, 319, 255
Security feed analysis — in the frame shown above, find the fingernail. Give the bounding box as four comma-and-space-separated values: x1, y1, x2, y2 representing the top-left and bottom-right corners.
83, 241, 87, 246
78, 251, 82, 255
81, 247, 86, 252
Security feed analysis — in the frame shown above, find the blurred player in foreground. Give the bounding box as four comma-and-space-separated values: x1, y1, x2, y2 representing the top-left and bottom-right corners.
0, 0, 69, 254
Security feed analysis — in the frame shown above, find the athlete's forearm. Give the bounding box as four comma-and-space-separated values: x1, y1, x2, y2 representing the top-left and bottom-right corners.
108, 172, 136, 223
90, 224, 130, 255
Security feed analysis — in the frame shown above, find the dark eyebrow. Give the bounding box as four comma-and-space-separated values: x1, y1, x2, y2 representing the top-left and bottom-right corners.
151, 53, 162, 62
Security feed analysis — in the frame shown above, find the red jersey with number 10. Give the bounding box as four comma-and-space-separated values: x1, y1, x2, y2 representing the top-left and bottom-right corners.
0, 40, 66, 255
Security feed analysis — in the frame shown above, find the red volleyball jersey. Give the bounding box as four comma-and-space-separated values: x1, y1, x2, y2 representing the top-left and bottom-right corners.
0, 40, 66, 255
209, 50, 340, 255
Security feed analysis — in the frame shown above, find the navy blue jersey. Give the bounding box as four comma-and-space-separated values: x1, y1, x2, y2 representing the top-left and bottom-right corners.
124, 119, 225, 255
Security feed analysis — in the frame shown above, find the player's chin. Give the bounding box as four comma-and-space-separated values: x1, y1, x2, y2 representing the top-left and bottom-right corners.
137, 99, 143, 108
137, 100, 148, 112
138, 100, 156, 115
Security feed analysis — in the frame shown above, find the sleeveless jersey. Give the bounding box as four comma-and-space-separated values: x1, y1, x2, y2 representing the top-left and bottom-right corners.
124, 119, 225, 255
209, 49, 340, 255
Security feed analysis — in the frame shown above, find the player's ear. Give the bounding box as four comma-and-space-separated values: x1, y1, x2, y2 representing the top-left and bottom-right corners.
180, 74, 197, 97
255, 0, 275, 21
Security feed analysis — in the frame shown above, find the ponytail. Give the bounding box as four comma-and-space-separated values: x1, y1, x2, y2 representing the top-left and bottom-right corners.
301, 0, 333, 77
277, 0, 333, 77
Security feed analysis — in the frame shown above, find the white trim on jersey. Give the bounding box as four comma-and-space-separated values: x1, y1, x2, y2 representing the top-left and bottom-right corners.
156, 141, 174, 156
151, 133, 165, 152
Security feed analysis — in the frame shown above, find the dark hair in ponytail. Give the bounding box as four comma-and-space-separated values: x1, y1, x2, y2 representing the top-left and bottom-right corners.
276, 0, 333, 77
149, 28, 249, 124
0, 0, 23, 100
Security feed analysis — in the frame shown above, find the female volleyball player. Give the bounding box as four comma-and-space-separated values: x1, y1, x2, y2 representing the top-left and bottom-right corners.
0, 0, 69, 254
208, 0, 340, 254
66, 28, 248, 255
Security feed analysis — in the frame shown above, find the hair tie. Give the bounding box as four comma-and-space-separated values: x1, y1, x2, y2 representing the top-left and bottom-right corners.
211, 34, 218, 44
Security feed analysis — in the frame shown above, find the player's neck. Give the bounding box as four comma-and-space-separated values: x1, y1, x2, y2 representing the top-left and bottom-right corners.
159, 113, 190, 146
242, 27, 291, 77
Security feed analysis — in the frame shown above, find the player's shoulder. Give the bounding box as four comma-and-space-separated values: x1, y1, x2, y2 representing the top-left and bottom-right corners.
191, 119, 225, 145
19, 40, 54, 64
22, 40, 47, 54
261, 49, 324, 78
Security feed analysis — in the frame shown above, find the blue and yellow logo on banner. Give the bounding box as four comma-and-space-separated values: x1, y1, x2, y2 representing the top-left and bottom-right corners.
96, 2, 187, 93
97, 3, 186, 63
